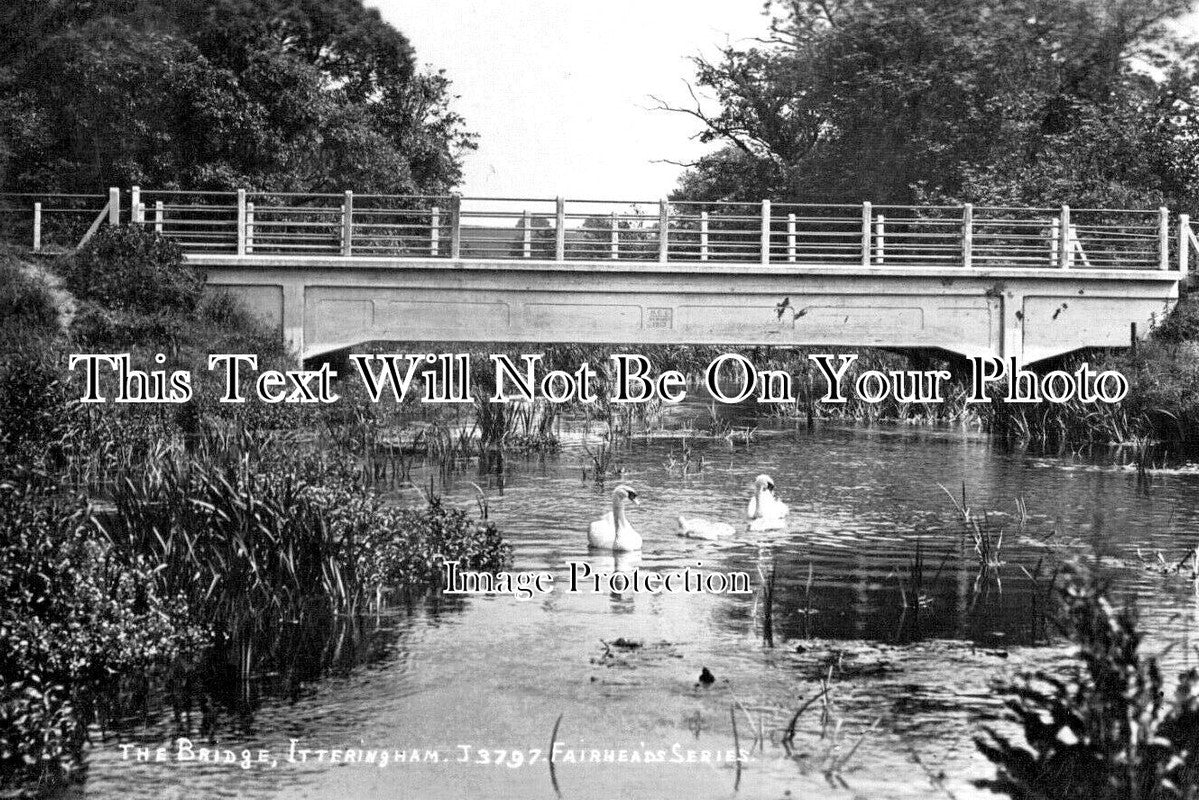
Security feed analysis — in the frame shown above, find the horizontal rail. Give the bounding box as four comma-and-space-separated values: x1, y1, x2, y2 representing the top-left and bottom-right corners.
0, 189, 1190, 271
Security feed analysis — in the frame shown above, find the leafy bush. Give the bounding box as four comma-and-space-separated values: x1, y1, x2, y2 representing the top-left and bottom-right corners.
0, 346, 75, 471
57, 226, 197, 316
0, 259, 58, 343
0, 481, 203, 795
977, 577, 1199, 799
323, 493, 512, 600
1151, 294, 1199, 346
68, 302, 178, 348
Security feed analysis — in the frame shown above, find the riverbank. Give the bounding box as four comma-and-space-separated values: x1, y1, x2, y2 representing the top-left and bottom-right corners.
0, 233, 512, 796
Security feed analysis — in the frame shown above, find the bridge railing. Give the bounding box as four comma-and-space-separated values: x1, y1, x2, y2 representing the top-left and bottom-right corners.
0, 187, 1186, 271
0, 192, 111, 252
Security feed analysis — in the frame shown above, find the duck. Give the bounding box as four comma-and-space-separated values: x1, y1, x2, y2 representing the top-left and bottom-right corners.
588, 484, 642, 552
677, 515, 735, 540
747, 474, 788, 531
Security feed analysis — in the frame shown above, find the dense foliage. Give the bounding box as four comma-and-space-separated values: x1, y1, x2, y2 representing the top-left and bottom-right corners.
0, 239, 511, 795
0, 259, 58, 341
978, 578, 1199, 799
59, 226, 195, 315
668, 0, 1199, 209
0, 0, 475, 194
0, 482, 204, 793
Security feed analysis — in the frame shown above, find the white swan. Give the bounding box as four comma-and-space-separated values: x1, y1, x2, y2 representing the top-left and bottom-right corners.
677, 515, 735, 540
588, 485, 642, 552
747, 474, 788, 531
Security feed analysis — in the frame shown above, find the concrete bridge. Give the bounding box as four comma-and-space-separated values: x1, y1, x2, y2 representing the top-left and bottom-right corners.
8, 188, 1196, 363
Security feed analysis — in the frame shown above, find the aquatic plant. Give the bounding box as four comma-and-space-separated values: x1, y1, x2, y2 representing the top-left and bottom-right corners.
798, 561, 815, 639
581, 435, 617, 484
337, 493, 511, 605
977, 575, 1199, 800
758, 560, 777, 647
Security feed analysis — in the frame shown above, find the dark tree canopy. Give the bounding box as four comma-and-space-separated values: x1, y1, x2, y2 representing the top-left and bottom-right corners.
0, 0, 476, 194
667, 0, 1199, 209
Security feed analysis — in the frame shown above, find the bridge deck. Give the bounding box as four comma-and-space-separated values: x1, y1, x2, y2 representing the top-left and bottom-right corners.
195, 253, 1181, 365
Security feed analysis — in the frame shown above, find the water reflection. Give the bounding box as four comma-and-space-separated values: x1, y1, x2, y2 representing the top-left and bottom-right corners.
86, 419, 1199, 799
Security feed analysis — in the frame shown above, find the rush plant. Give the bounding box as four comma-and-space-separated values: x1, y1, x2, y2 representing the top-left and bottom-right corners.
977, 576, 1199, 799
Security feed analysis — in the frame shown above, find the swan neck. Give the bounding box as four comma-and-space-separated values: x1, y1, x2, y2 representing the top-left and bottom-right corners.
612, 496, 628, 527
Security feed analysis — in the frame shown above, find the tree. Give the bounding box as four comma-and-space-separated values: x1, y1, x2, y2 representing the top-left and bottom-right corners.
0, 0, 475, 194
663, 0, 1199, 210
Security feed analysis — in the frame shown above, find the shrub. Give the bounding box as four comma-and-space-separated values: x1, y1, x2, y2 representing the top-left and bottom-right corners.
334, 495, 512, 600
0, 346, 75, 471
56, 226, 198, 316
1151, 293, 1199, 346
977, 576, 1199, 799
0, 259, 58, 343
0, 481, 203, 795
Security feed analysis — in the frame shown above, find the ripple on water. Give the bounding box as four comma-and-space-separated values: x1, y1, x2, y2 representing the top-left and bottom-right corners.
86, 423, 1199, 799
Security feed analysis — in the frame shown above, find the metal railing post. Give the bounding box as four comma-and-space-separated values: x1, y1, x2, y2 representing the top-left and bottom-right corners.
1160, 206, 1170, 270
555, 196, 566, 261
131, 186, 142, 223
861, 201, 872, 267
341, 190, 353, 257
522, 210, 532, 258
760, 199, 771, 266
962, 203, 973, 269
154, 201, 163, 234
32, 202, 41, 251
1180, 214, 1191, 274
236, 189, 246, 256
874, 214, 886, 265
787, 213, 796, 262
245, 202, 254, 253
431, 205, 441, 256
1050, 216, 1060, 266
108, 187, 120, 225
700, 211, 709, 261
1059, 205, 1071, 269
658, 199, 669, 263
609, 212, 618, 259
449, 195, 462, 259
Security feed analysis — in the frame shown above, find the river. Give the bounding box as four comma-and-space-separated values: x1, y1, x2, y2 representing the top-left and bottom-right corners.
84, 411, 1199, 799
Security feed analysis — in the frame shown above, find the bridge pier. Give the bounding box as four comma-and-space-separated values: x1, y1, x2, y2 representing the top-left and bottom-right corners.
282, 282, 305, 356
1001, 290, 1024, 361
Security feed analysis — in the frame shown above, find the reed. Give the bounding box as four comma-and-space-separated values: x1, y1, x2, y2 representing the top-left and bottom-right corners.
758, 559, 777, 647
800, 561, 815, 639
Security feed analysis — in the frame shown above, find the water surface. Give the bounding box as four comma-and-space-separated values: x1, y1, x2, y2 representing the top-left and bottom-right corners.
85, 415, 1199, 799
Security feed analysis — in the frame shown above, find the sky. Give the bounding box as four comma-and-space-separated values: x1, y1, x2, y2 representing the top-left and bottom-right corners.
373, 2, 1199, 202
370, 1, 769, 200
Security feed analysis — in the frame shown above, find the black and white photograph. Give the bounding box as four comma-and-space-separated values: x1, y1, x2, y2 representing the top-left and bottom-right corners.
4, 1, 1199, 798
